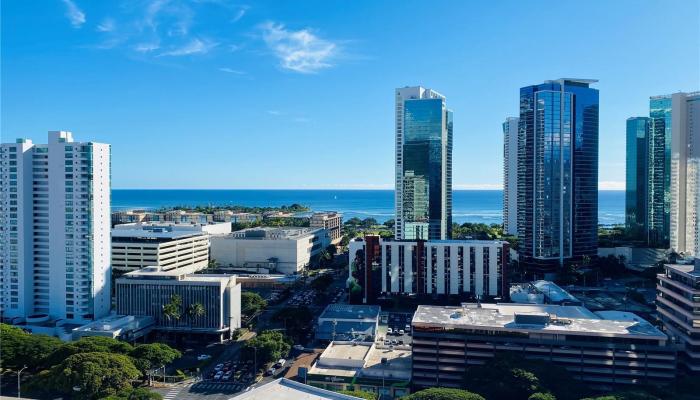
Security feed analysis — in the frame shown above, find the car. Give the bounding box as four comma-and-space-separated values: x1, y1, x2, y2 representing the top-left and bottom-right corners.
398, 329, 405, 335
384, 340, 390, 345
275, 359, 286, 368
398, 340, 404, 345
387, 328, 393, 335
266, 368, 276, 376
223, 371, 233, 381
224, 361, 233, 367
214, 371, 223, 380
197, 354, 212, 361
405, 324, 411, 331
391, 339, 398, 345
214, 363, 224, 371
293, 344, 304, 351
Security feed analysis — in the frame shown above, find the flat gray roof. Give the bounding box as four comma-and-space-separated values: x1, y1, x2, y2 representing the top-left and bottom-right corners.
412, 303, 666, 339
230, 378, 361, 399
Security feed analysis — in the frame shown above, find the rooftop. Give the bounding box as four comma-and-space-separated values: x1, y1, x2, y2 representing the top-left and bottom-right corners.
112, 223, 210, 240
226, 227, 324, 240
666, 260, 700, 277
230, 378, 362, 400
318, 304, 381, 321
412, 303, 666, 339
72, 315, 154, 335
309, 341, 412, 381
119, 267, 235, 283
532, 280, 581, 304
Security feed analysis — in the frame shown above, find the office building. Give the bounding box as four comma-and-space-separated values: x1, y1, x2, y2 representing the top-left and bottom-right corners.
668, 92, 700, 257
412, 303, 675, 389
306, 341, 412, 399
0, 131, 111, 324
111, 223, 212, 274
395, 86, 453, 241
72, 314, 155, 341
647, 96, 673, 246
517, 79, 599, 274
348, 236, 507, 302
625, 117, 650, 240
503, 117, 519, 236
115, 266, 241, 340
210, 227, 330, 274
310, 212, 343, 245
213, 210, 261, 224
316, 304, 381, 341
656, 259, 700, 372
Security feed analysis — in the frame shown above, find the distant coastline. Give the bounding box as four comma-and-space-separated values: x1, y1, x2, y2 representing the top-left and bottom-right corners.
112, 189, 625, 226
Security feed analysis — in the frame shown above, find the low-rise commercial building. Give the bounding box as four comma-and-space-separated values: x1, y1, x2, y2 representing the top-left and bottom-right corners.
306, 341, 412, 399
311, 212, 343, 245
316, 304, 381, 341
210, 227, 330, 275
213, 210, 261, 224
232, 377, 362, 400
72, 314, 155, 341
510, 280, 583, 306
657, 259, 700, 372
111, 223, 212, 274
348, 237, 508, 303
115, 267, 241, 340
411, 303, 675, 389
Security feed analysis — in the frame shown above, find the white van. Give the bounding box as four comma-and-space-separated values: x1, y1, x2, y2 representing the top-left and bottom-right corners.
275, 359, 286, 368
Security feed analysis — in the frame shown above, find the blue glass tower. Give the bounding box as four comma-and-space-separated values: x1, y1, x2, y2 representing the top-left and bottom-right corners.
395, 87, 452, 240
625, 117, 650, 240
648, 96, 672, 247
517, 79, 599, 273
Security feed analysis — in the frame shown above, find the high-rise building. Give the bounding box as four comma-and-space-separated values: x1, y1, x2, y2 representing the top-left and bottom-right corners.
395, 86, 453, 240
517, 79, 599, 274
669, 92, 700, 257
503, 117, 519, 236
0, 131, 111, 324
648, 96, 673, 247
625, 117, 650, 240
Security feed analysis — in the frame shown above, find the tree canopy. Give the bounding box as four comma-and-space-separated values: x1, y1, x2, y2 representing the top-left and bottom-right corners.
244, 330, 291, 366
241, 291, 268, 317
404, 388, 486, 400
337, 390, 376, 399
0, 324, 62, 370
129, 343, 182, 376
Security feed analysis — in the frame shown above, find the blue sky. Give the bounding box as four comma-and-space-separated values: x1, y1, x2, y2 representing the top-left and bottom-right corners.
2, 0, 699, 189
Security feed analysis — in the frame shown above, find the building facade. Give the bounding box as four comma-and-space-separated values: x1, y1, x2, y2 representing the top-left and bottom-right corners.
625, 117, 650, 241
311, 212, 343, 245
503, 117, 519, 236
348, 237, 507, 301
115, 267, 241, 339
0, 131, 111, 324
395, 86, 453, 241
111, 223, 211, 273
657, 260, 700, 372
518, 79, 599, 273
210, 227, 330, 274
669, 92, 700, 257
412, 303, 675, 389
648, 96, 673, 247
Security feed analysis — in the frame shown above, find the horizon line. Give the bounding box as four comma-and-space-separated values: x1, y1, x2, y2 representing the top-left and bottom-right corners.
111, 187, 626, 191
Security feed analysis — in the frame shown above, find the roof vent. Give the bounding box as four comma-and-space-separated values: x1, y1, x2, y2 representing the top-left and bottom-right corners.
514, 312, 550, 326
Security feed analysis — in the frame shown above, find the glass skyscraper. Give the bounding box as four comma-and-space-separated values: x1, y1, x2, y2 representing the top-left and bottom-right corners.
648, 95, 672, 247
395, 86, 452, 240
517, 79, 599, 273
625, 117, 649, 240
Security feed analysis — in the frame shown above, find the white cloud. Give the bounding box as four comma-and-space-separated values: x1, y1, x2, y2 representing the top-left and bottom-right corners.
260, 22, 338, 73
134, 42, 160, 53
62, 0, 86, 28
266, 110, 282, 116
599, 181, 625, 190
219, 67, 245, 74
232, 6, 248, 22
159, 38, 217, 56
97, 18, 116, 32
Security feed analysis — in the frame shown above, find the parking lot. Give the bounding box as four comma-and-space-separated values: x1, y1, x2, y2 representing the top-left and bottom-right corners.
377, 312, 413, 346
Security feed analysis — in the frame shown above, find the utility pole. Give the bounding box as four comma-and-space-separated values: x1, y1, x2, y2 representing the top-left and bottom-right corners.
17, 365, 27, 399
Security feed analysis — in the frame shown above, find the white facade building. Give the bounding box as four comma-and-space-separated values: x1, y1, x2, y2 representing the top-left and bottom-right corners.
0, 131, 111, 324
503, 117, 519, 236
348, 237, 507, 298
115, 266, 241, 339
210, 227, 330, 274
310, 212, 343, 244
111, 223, 213, 273
670, 92, 700, 257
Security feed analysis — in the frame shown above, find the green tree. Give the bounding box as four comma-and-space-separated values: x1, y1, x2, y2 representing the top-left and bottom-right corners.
103, 387, 163, 400
404, 387, 485, 400
310, 274, 334, 291
273, 306, 314, 341
0, 324, 62, 370
530, 393, 557, 400
337, 390, 376, 399
45, 336, 134, 367
384, 219, 395, 230
129, 343, 181, 378
244, 330, 291, 367
187, 302, 206, 326
241, 291, 267, 317
30, 352, 141, 400
162, 294, 183, 322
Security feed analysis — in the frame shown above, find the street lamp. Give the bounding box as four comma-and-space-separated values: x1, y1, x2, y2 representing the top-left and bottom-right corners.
17, 365, 28, 399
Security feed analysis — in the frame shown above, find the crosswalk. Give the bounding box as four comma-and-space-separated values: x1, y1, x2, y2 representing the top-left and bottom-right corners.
163, 386, 182, 400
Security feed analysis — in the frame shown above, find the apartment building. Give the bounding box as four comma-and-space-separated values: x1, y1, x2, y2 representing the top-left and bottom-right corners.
311, 211, 343, 244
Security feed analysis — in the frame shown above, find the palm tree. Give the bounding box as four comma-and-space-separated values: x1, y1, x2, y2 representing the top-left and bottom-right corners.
187, 302, 206, 328
162, 294, 182, 324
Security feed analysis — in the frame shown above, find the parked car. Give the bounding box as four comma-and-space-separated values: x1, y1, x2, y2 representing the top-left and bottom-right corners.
293, 344, 304, 351
214, 371, 223, 380
214, 363, 224, 371
399, 329, 405, 335
275, 359, 286, 368
266, 367, 276, 376
387, 328, 393, 335
223, 371, 233, 381
197, 354, 212, 361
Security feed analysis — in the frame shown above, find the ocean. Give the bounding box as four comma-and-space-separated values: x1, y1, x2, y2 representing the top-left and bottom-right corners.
112, 189, 625, 226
